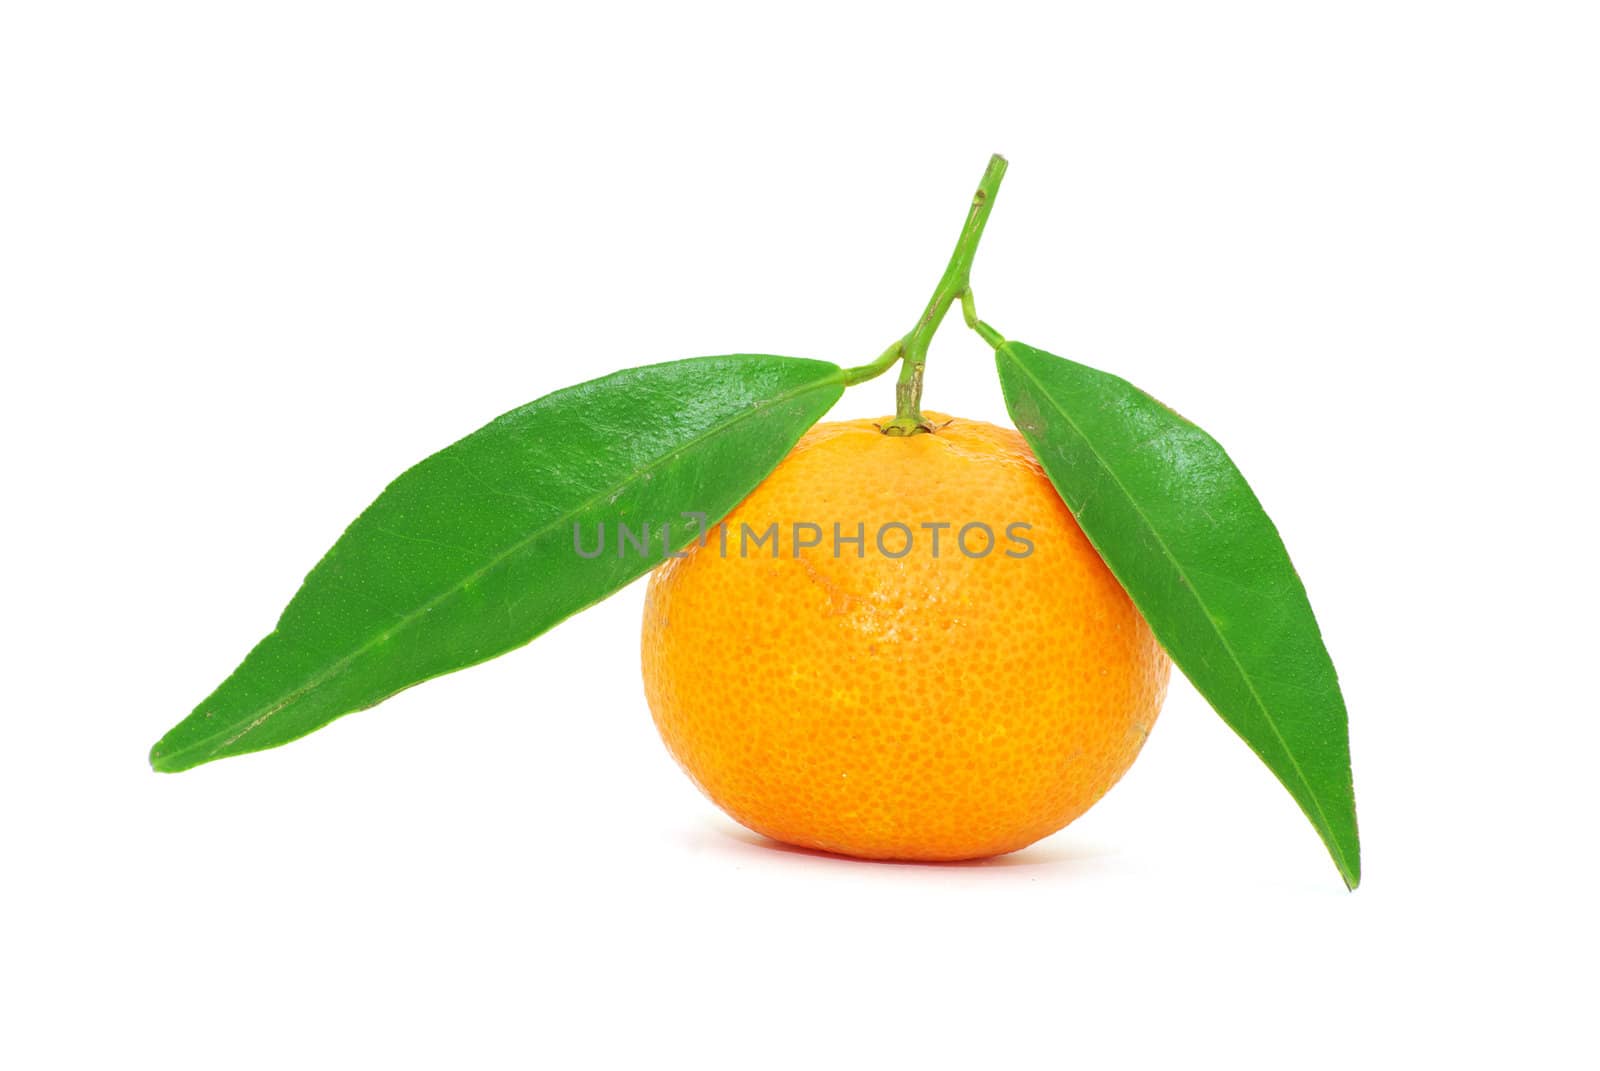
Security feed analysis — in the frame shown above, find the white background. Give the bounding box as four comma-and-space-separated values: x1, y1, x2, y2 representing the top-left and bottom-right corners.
3, 2, 1597, 1067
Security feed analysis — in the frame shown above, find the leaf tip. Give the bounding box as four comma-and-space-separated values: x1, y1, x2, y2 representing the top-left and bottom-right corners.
148, 729, 192, 774
1324, 817, 1361, 890
1338, 840, 1361, 891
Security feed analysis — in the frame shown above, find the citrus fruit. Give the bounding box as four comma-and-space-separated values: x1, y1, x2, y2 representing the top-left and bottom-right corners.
640, 414, 1171, 861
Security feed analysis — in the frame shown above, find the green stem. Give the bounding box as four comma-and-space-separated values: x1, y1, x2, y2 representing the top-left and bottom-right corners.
880, 153, 1008, 435
839, 339, 905, 386
971, 319, 1006, 349
961, 288, 1007, 349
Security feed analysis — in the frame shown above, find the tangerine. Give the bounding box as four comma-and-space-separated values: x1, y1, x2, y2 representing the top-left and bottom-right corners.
640, 414, 1170, 861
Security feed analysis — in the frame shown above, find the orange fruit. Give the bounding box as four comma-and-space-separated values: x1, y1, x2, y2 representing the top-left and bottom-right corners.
640, 414, 1171, 861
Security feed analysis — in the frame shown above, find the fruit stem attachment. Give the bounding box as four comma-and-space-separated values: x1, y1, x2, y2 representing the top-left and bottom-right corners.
880, 153, 1009, 435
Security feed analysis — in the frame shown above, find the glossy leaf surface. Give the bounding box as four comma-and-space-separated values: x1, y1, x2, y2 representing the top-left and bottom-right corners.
151, 355, 843, 772
996, 341, 1359, 888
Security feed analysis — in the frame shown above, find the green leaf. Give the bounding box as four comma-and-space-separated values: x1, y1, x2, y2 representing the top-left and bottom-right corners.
996, 341, 1360, 889
152, 354, 843, 772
